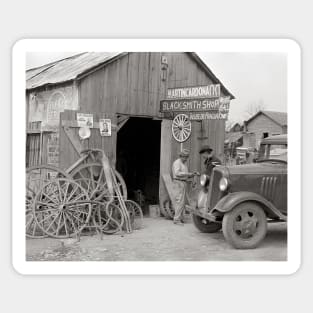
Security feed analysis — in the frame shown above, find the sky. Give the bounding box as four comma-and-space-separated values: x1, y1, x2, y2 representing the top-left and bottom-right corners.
26, 52, 287, 124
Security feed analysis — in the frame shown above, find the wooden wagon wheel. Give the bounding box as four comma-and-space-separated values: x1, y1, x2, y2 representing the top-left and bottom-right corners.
70, 163, 127, 200
26, 164, 72, 193
92, 201, 124, 234
162, 193, 194, 220
164, 200, 175, 219
26, 165, 71, 238
32, 178, 92, 238
171, 114, 192, 143
123, 200, 144, 230
26, 187, 48, 238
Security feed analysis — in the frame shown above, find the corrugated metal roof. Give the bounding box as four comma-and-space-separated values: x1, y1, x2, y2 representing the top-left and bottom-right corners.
26, 52, 122, 90
26, 52, 235, 100
246, 110, 287, 126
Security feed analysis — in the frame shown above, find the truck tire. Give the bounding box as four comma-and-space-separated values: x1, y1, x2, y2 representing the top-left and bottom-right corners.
222, 201, 267, 249
192, 214, 222, 233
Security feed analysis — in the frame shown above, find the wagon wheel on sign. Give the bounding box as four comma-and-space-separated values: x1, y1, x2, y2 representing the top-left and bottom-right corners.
32, 178, 92, 238
26, 187, 48, 238
70, 163, 127, 200
92, 201, 124, 234
123, 200, 144, 230
171, 114, 192, 143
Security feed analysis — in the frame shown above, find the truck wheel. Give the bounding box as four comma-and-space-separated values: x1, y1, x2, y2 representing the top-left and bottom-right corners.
192, 214, 222, 233
222, 202, 267, 249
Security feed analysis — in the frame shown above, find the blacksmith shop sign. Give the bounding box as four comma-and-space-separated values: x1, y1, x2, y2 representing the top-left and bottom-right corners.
160, 84, 230, 120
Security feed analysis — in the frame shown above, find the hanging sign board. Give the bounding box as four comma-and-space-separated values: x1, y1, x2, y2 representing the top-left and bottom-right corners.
160, 96, 231, 120
77, 113, 94, 128
99, 119, 112, 136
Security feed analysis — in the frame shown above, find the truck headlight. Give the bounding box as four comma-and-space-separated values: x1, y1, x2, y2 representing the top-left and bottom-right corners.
200, 174, 209, 186
219, 177, 229, 191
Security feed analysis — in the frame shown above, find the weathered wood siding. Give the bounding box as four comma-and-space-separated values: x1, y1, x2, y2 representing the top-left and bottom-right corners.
246, 114, 284, 147
26, 83, 79, 167
27, 84, 79, 130
78, 53, 164, 116
58, 110, 117, 171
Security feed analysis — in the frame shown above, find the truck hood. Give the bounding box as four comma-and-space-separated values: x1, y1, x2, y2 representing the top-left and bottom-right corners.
221, 161, 286, 176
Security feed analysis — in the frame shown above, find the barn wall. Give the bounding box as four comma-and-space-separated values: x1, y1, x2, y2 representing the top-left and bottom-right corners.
27, 83, 79, 130
78, 53, 164, 116
246, 114, 284, 147
26, 83, 79, 166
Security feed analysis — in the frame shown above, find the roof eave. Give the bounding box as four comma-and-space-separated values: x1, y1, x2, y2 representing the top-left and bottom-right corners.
187, 52, 235, 100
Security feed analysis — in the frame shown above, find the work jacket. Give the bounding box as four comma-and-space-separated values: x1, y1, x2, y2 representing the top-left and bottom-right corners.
203, 155, 221, 176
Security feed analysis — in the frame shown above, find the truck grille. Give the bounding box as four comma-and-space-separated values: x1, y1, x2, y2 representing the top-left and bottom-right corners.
208, 169, 223, 209
260, 176, 278, 201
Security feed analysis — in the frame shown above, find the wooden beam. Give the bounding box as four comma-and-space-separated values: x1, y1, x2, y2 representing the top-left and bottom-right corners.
63, 126, 83, 155
162, 174, 181, 207
61, 120, 117, 130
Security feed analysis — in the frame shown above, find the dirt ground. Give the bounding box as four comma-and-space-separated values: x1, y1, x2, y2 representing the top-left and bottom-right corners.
26, 217, 287, 261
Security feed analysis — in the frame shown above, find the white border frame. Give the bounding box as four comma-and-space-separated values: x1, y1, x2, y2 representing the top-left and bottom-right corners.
12, 39, 301, 275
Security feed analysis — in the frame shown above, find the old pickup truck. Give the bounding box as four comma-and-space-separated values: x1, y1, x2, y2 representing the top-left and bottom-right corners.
186, 134, 287, 249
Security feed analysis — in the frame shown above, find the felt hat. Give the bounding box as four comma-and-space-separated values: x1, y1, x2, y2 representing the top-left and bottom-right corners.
199, 145, 213, 154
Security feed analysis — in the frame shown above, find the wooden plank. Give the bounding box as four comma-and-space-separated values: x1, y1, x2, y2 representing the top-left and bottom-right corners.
161, 173, 181, 207
61, 119, 117, 129
159, 119, 173, 204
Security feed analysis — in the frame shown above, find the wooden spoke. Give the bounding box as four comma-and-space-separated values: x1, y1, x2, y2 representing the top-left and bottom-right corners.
70, 163, 127, 200
32, 178, 91, 238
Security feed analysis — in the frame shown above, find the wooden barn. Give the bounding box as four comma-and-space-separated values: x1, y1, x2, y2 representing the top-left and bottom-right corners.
26, 52, 234, 209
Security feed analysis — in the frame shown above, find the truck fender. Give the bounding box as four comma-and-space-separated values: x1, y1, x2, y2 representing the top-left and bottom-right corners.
211, 192, 287, 221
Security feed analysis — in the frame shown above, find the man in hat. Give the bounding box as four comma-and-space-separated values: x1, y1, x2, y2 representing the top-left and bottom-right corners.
199, 145, 221, 177
172, 149, 198, 225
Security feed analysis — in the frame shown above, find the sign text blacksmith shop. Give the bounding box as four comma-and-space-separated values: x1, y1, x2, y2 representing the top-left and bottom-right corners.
160, 84, 230, 120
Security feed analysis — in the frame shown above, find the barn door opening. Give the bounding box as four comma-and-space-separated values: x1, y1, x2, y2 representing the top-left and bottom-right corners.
116, 117, 161, 214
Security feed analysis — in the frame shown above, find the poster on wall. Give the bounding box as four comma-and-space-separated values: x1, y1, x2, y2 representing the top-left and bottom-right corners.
77, 113, 94, 128
47, 133, 59, 167
99, 119, 112, 136
47, 91, 65, 125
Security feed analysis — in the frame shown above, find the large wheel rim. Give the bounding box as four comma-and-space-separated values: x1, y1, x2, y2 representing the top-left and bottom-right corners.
32, 178, 91, 238
26, 164, 71, 195
92, 201, 124, 234
26, 187, 48, 238
70, 163, 127, 200
26, 165, 71, 238
124, 200, 143, 230
164, 200, 175, 219
232, 206, 264, 240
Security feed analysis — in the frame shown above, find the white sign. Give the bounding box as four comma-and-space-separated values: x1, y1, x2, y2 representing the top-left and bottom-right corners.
99, 119, 112, 136
166, 84, 220, 99
77, 113, 93, 128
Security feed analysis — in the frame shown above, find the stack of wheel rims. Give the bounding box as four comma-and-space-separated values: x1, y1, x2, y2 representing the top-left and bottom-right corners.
26, 163, 143, 239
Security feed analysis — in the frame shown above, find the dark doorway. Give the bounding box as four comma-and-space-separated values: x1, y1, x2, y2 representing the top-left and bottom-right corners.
116, 117, 161, 214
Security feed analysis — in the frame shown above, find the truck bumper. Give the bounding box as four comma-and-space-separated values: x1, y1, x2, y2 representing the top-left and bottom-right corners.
185, 204, 218, 222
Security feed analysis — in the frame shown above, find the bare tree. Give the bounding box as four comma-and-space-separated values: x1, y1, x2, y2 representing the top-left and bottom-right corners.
225, 119, 234, 132
245, 99, 266, 118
